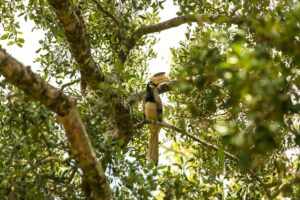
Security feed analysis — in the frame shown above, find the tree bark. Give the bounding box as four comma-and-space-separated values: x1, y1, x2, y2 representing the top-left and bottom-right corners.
48, 0, 135, 144
0, 48, 112, 200
48, 0, 106, 89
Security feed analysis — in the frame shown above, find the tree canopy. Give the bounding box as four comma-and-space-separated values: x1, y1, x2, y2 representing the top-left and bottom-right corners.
0, 0, 299, 199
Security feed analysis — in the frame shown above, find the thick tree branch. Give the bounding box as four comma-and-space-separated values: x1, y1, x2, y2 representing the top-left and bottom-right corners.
58, 109, 112, 200
0, 48, 111, 200
48, 0, 134, 143
47, 0, 105, 90
0, 48, 74, 115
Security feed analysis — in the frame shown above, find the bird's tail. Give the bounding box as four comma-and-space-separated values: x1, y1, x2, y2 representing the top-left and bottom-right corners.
147, 124, 160, 165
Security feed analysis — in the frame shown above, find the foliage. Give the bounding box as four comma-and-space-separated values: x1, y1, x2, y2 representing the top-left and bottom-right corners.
0, 0, 299, 199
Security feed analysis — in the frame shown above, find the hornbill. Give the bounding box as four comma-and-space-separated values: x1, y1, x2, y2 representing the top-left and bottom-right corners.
144, 72, 170, 165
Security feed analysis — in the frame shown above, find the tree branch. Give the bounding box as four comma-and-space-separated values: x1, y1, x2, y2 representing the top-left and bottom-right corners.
0, 48, 74, 115
48, 0, 106, 90
124, 14, 243, 69
48, 0, 135, 145
131, 14, 243, 40
126, 13, 245, 61
58, 108, 112, 200
61, 78, 81, 90
146, 120, 277, 198
125, 15, 202, 53
145, 120, 238, 161
143, 119, 273, 197
0, 48, 111, 200
134, 15, 202, 38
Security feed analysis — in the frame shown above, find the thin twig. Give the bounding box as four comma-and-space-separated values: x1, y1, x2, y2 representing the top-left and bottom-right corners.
61, 79, 81, 90
144, 120, 238, 161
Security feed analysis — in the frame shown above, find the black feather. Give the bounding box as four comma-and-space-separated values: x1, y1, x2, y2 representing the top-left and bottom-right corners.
145, 83, 155, 102
144, 82, 163, 121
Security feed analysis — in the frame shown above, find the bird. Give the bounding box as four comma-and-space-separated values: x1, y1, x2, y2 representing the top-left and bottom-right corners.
144, 72, 170, 165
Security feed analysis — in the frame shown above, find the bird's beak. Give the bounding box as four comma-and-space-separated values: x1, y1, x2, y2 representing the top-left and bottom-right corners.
157, 80, 173, 92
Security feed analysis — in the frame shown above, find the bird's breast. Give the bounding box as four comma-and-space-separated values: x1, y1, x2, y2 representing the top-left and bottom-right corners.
144, 102, 158, 120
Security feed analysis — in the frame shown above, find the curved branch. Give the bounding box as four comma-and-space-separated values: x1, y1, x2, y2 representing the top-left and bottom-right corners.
125, 14, 243, 64
125, 15, 202, 53
0, 48, 111, 200
134, 15, 202, 38
131, 14, 243, 39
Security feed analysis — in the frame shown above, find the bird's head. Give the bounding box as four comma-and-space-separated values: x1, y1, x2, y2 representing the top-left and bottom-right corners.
148, 72, 170, 88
